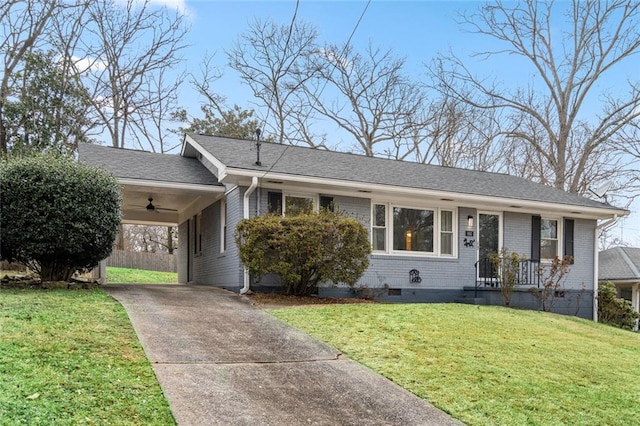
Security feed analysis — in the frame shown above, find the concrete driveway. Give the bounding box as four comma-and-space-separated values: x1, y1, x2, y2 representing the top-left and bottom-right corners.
105, 284, 462, 426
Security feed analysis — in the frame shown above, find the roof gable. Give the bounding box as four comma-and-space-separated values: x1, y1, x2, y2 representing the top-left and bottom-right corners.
599, 247, 640, 281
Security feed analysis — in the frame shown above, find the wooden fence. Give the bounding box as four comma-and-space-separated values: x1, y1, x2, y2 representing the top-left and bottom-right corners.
106, 249, 177, 273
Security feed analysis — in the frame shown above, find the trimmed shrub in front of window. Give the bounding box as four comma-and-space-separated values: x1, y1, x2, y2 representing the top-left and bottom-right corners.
235, 210, 371, 296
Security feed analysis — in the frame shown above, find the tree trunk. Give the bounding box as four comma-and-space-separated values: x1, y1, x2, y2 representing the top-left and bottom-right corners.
167, 226, 174, 254
115, 223, 125, 250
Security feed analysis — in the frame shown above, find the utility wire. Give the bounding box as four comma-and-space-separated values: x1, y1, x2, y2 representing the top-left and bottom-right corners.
313, 0, 371, 99
259, 0, 300, 141
291, 0, 372, 146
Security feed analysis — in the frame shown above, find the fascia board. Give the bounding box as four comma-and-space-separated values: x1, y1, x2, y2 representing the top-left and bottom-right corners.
118, 178, 225, 193
179, 134, 192, 156
598, 278, 640, 284
224, 168, 628, 219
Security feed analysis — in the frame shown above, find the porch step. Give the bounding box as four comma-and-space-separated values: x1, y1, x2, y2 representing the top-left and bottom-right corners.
455, 297, 486, 305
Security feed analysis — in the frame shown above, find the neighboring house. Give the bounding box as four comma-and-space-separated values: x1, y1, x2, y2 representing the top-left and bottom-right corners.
79, 134, 628, 320
598, 247, 640, 313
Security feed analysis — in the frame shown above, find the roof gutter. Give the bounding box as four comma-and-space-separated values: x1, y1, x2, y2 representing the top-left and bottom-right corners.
240, 176, 259, 295
223, 168, 628, 220
593, 214, 619, 322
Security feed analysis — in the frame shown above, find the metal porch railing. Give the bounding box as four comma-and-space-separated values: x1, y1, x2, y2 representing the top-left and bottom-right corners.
474, 257, 541, 298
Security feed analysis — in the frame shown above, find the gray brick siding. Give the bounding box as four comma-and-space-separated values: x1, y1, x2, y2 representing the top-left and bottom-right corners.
182, 181, 598, 318
178, 185, 244, 290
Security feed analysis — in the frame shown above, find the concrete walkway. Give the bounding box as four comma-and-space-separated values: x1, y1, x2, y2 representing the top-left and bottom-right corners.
105, 284, 462, 426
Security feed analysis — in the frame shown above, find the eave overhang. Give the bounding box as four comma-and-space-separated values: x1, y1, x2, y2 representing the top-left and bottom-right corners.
219, 168, 628, 221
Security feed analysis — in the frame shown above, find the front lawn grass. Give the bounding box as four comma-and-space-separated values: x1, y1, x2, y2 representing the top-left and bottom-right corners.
0, 289, 174, 425
107, 266, 177, 284
271, 303, 640, 425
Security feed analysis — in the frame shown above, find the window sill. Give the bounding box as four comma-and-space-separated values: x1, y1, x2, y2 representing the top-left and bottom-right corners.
371, 252, 458, 260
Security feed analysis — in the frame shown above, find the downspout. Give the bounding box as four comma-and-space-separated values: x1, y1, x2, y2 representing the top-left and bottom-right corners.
593, 214, 618, 322
240, 177, 259, 294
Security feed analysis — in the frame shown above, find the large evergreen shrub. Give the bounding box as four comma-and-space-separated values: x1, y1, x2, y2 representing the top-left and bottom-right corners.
235, 210, 371, 296
598, 281, 640, 331
0, 154, 121, 281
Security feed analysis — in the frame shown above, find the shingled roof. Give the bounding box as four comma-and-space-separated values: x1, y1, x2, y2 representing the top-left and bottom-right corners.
186, 133, 621, 212
599, 247, 640, 282
78, 143, 221, 187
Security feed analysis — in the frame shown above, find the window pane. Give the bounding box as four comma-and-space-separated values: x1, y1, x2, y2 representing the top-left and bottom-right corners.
541, 219, 557, 239
441, 233, 453, 255
285, 196, 314, 216
374, 204, 386, 227
541, 239, 558, 259
393, 207, 434, 252
373, 228, 386, 251
441, 210, 452, 232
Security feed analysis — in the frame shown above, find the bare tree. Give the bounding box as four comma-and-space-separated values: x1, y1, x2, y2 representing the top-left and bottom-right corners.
431, 0, 640, 195
305, 43, 426, 157
173, 53, 263, 139
78, 0, 188, 150
130, 65, 183, 153
399, 63, 504, 170
227, 16, 319, 145
122, 224, 176, 253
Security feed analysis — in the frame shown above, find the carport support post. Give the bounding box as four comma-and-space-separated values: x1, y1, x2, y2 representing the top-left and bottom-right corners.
633, 283, 639, 313
92, 260, 107, 284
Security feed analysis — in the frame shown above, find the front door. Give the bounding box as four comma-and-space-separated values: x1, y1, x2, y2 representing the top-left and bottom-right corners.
477, 212, 501, 280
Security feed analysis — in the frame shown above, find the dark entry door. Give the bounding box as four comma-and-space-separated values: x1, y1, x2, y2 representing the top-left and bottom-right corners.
477, 213, 501, 280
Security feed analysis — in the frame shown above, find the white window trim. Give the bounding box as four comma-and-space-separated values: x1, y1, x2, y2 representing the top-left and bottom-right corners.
371, 201, 458, 258
371, 203, 388, 253
540, 216, 563, 262
440, 209, 455, 257
220, 199, 227, 253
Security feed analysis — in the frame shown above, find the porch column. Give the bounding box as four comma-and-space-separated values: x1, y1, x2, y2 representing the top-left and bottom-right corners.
633, 283, 640, 313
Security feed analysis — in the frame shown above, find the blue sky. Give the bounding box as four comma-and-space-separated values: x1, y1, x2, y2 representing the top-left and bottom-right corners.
153, 0, 640, 245
180, 1, 470, 112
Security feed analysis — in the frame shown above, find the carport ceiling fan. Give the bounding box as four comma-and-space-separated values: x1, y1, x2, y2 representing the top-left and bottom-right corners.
136, 197, 177, 213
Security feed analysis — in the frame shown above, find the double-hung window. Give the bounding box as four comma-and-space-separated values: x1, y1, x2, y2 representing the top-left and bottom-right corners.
440, 210, 454, 256
372, 204, 387, 251
372, 203, 455, 257
532, 216, 574, 262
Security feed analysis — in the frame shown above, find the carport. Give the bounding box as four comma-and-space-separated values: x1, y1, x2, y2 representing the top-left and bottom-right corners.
78, 143, 225, 281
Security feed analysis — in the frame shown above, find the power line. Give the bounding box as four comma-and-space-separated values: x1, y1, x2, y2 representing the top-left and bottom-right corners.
289, 0, 372, 146
311, 0, 371, 102
258, 0, 371, 148
260, 0, 300, 141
